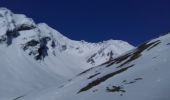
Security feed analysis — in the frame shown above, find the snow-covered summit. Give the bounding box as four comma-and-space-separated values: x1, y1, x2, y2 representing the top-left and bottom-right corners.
0, 7, 35, 36
0, 8, 134, 99
1, 8, 169, 100
0, 7, 134, 67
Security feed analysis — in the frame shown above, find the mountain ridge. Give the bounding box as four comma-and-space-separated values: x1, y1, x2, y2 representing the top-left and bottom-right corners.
0, 7, 134, 67
0, 7, 134, 99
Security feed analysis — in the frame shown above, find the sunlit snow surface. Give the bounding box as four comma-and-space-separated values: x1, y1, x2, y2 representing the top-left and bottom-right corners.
22, 33, 170, 100
1, 7, 170, 100
0, 8, 134, 99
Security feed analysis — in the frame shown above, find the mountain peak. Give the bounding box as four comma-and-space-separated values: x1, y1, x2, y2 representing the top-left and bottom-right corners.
0, 7, 11, 13
0, 8, 134, 66
0, 7, 136, 99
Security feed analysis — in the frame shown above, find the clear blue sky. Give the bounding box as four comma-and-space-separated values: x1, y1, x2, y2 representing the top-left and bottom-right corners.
1, 0, 170, 45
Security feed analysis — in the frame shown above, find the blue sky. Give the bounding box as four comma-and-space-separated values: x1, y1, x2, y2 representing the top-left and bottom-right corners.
1, 0, 170, 45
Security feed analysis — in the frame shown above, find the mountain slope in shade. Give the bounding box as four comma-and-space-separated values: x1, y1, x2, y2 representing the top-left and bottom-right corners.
0, 8, 134, 99
22, 33, 170, 100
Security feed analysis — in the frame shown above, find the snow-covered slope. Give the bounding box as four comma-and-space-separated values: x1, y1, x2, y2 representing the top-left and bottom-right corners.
22, 33, 170, 100
0, 8, 134, 99
0, 7, 134, 68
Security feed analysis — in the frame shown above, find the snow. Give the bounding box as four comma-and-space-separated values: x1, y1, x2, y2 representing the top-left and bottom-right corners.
13, 14, 35, 28
0, 8, 134, 99
0, 7, 169, 100
0, 44, 66, 99
21, 33, 170, 100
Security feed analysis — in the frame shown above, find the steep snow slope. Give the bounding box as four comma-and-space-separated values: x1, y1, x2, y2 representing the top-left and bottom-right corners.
0, 44, 66, 99
0, 8, 134, 99
23, 33, 170, 100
